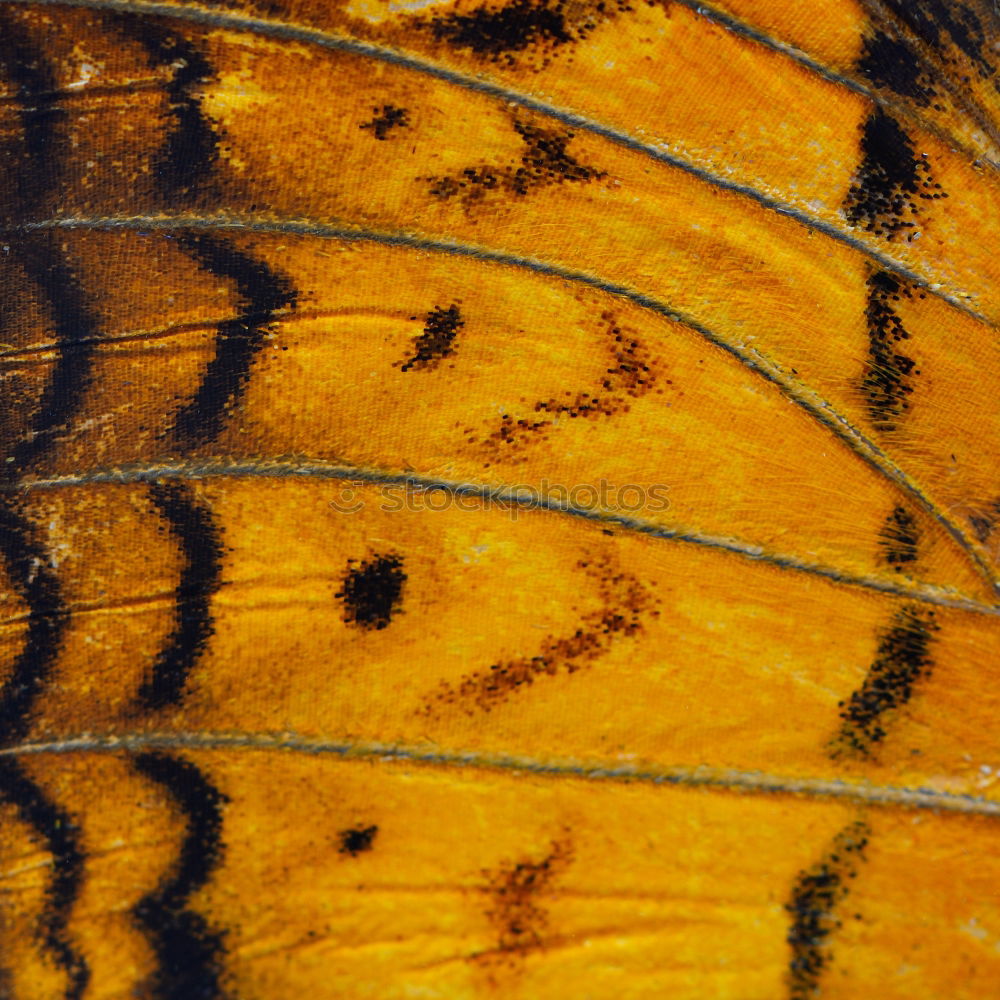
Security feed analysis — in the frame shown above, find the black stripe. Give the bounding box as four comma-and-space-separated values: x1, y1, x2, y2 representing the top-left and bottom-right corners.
832, 605, 939, 756
116, 14, 218, 197
116, 14, 298, 446
132, 752, 230, 1000
785, 821, 869, 999
172, 232, 297, 447
0, 757, 89, 1000
141, 482, 224, 710
0, 497, 67, 746
0, 12, 101, 476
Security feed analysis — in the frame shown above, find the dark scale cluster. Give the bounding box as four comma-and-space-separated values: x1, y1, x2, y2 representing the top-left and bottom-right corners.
426, 119, 605, 209
843, 110, 946, 242
425, 556, 657, 713
399, 304, 464, 371
878, 505, 920, 569
833, 606, 939, 756
359, 104, 410, 141
968, 498, 1000, 544
480, 839, 572, 961
785, 822, 870, 1000
861, 269, 921, 431
481, 314, 657, 457
426, 0, 634, 67
336, 553, 407, 631
878, 0, 993, 79
858, 30, 937, 106
338, 825, 379, 856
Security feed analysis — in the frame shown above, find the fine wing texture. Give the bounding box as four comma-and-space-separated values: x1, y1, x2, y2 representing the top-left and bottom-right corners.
0, 1, 998, 997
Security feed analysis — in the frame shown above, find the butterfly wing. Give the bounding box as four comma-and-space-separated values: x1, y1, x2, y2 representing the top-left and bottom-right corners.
0, 1, 999, 997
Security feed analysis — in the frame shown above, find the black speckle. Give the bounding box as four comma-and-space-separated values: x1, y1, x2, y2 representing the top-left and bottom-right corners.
424, 0, 633, 66
879, 506, 920, 568
786, 822, 869, 1000
400, 304, 463, 372
877, 0, 993, 79
479, 839, 572, 962
832, 606, 939, 756
430, 0, 571, 57
360, 104, 410, 140
861, 269, 917, 431
339, 825, 378, 856
843, 109, 946, 242
426, 118, 605, 208
858, 30, 936, 105
426, 556, 657, 713
336, 553, 406, 630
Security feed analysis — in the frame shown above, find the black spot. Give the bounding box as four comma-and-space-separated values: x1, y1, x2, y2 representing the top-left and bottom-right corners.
172, 233, 298, 447
843, 109, 946, 241
858, 30, 936, 105
339, 825, 378, 856
877, 0, 993, 79
336, 553, 406, 630
786, 822, 869, 1000
879, 506, 920, 569
0, 758, 88, 1000
861, 269, 918, 431
140, 483, 225, 711
426, 118, 604, 207
359, 104, 410, 140
833, 606, 939, 756
429, 0, 572, 57
400, 304, 463, 371
132, 752, 231, 1000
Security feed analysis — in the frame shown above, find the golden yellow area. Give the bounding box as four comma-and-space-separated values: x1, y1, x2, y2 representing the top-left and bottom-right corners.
2, 751, 999, 999
0, 478, 996, 800
0, 1, 998, 998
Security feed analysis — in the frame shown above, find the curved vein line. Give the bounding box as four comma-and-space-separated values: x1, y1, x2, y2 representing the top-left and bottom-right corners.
10, 214, 996, 595
670, 0, 1000, 166
0, 0, 991, 322
6, 732, 1000, 818
7, 458, 999, 616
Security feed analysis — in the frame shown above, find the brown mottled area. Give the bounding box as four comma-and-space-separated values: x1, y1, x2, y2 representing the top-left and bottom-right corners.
359, 104, 410, 140
482, 312, 657, 457
426, 556, 657, 713
423, 0, 635, 69
968, 499, 1000, 544
425, 118, 605, 210
478, 838, 572, 964
398, 303, 464, 372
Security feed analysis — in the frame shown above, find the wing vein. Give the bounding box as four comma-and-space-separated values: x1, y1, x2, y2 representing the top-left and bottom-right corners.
7, 456, 999, 615
0, 0, 993, 322
5, 732, 1000, 818
6, 213, 994, 595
